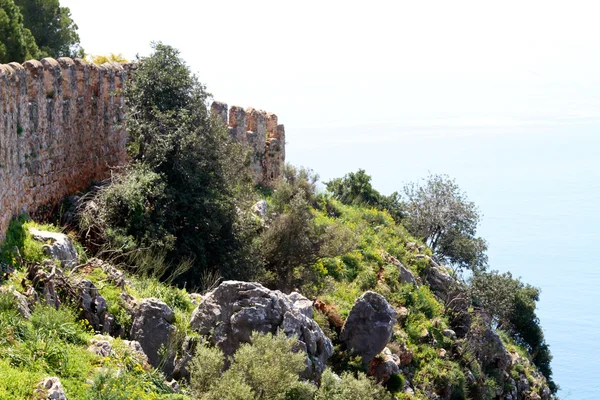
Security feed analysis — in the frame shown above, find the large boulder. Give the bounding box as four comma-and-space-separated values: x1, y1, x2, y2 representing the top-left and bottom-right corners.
470, 323, 512, 370
189, 281, 333, 379
130, 298, 177, 376
340, 291, 398, 364
29, 228, 78, 268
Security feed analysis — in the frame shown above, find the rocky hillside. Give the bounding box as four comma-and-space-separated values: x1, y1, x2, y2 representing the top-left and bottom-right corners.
0, 43, 556, 400
0, 200, 554, 399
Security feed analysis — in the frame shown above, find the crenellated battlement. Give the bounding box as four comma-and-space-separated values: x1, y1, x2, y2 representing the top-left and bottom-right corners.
210, 101, 285, 186
0, 58, 285, 238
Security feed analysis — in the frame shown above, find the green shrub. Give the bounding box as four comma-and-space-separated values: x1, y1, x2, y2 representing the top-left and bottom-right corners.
190, 331, 309, 400
30, 305, 91, 345
315, 369, 392, 400
189, 341, 224, 395
0, 359, 43, 399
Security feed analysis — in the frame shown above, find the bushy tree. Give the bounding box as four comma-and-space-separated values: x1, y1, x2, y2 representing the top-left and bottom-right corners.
315, 369, 392, 400
260, 165, 321, 291
81, 43, 258, 285
0, 0, 40, 63
190, 331, 311, 400
325, 169, 403, 221
14, 0, 82, 58
402, 173, 487, 271
470, 270, 557, 393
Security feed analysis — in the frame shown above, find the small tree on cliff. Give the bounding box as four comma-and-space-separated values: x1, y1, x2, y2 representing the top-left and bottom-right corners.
325, 169, 403, 222
402, 173, 488, 272
470, 270, 557, 393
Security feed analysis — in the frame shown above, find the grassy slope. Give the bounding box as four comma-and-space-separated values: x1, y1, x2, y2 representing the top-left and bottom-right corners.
0, 201, 549, 399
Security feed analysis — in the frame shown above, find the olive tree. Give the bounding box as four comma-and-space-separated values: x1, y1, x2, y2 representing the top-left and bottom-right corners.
402, 174, 487, 271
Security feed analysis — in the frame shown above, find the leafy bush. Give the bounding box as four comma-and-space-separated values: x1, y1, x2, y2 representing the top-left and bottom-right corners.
79, 43, 259, 287
401, 174, 487, 272
470, 270, 557, 392
315, 369, 392, 400
189, 331, 309, 400
325, 169, 403, 222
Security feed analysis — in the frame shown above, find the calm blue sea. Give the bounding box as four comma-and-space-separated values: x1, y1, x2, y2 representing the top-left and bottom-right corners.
289, 121, 600, 399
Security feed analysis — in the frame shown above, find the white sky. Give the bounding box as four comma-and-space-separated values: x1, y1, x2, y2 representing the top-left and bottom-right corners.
62, 0, 600, 180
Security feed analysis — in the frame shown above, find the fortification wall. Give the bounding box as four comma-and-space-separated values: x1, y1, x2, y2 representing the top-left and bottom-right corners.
0, 57, 285, 239
211, 101, 285, 186
0, 57, 129, 237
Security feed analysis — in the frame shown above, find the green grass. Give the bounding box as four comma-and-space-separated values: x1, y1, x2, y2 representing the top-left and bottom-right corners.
0, 215, 86, 268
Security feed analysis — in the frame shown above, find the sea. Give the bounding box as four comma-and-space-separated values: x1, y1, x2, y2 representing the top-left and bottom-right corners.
289, 119, 600, 399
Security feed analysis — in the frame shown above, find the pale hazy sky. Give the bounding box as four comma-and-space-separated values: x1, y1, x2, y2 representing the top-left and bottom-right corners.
62, 0, 600, 186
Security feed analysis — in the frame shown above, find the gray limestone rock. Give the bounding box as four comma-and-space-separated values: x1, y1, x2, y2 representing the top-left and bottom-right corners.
369, 347, 401, 383
130, 298, 177, 376
339, 291, 398, 364
189, 280, 332, 379
252, 199, 268, 219
29, 228, 78, 268
37, 377, 67, 400
87, 338, 112, 357
0, 286, 30, 318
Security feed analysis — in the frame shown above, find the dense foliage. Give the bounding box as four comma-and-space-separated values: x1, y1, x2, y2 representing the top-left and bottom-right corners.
14, 0, 82, 58
326, 169, 403, 222
80, 43, 259, 287
0, 0, 40, 63
471, 271, 557, 392
0, 0, 80, 63
400, 174, 488, 272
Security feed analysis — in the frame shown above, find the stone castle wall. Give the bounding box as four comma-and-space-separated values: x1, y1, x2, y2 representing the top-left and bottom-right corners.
210, 101, 285, 186
0, 57, 129, 237
0, 58, 285, 238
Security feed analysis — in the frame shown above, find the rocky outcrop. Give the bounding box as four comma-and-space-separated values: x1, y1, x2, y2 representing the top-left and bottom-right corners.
36, 377, 67, 400
29, 228, 78, 268
87, 335, 150, 367
130, 298, 177, 376
339, 291, 398, 364
420, 256, 472, 337
189, 281, 333, 379
77, 279, 117, 335
252, 199, 268, 219
384, 253, 417, 286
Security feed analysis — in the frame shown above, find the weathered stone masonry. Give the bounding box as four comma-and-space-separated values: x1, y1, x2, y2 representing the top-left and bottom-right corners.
0, 58, 285, 238
210, 101, 285, 185
0, 57, 129, 237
